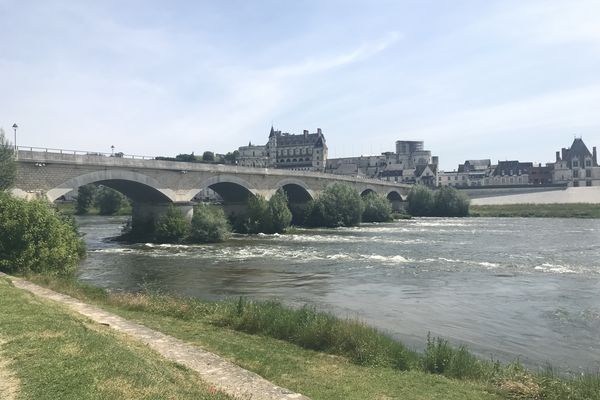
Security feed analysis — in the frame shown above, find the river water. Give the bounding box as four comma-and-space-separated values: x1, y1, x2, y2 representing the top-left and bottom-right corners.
76, 216, 600, 372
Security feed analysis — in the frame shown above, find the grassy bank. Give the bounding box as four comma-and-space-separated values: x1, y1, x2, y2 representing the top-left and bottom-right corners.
54, 201, 132, 216
470, 203, 600, 218
23, 275, 600, 400
0, 277, 229, 400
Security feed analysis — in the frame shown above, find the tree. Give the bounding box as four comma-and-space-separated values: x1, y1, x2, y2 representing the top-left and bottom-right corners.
407, 185, 434, 217
307, 183, 364, 227
0, 128, 16, 191
202, 151, 215, 162
175, 153, 196, 163
433, 186, 470, 217
155, 205, 190, 243
362, 192, 393, 222
76, 184, 97, 215
0, 192, 86, 276
243, 195, 272, 233
190, 203, 231, 243
268, 189, 292, 233
223, 150, 239, 165
95, 187, 125, 215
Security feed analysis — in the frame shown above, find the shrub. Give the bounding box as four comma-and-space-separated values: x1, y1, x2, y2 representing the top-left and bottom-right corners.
0, 193, 85, 276
155, 205, 190, 244
407, 185, 434, 216
0, 129, 16, 191
95, 186, 125, 215
75, 184, 97, 215
268, 189, 292, 232
362, 192, 393, 222
306, 183, 364, 227
433, 186, 470, 217
190, 203, 230, 243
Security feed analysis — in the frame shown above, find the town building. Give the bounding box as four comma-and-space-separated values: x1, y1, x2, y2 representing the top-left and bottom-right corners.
237, 126, 328, 172
326, 140, 439, 187
439, 159, 533, 187
552, 138, 600, 186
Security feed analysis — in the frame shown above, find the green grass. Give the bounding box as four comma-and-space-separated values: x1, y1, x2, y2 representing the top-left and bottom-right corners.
54, 201, 132, 216
470, 203, 600, 218
0, 277, 230, 400
24, 275, 600, 400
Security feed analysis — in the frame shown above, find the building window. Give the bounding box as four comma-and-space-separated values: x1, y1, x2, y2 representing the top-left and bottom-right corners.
587, 180, 592, 187
574, 180, 579, 187
573, 170, 579, 178
573, 160, 579, 168
586, 169, 592, 178
586, 159, 592, 167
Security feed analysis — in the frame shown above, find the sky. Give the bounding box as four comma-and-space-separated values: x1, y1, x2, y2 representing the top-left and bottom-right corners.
1, 0, 599, 170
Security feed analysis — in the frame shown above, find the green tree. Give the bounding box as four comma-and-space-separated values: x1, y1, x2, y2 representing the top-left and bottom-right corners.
95, 187, 125, 215
362, 192, 393, 222
0, 193, 85, 276
433, 186, 470, 217
407, 185, 434, 217
0, 129, 16, 191
223, 150, 239, 165
243, 195, 272, 233
307, 183, 364, 227
75, 184, 97, 215
202, 151, 215, 162
175, 153, 196, 163
155, 205, 190, 243
189, 203, 230, 243
268, 189, 292, 233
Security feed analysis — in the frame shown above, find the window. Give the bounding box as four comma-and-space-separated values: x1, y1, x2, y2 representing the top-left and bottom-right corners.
573, 170, 579, 178
587, 180, 592, 187
573, 160, 579, 168
586, 169, 592, 178
574, 180, 579, 187
586, 159, 592, 167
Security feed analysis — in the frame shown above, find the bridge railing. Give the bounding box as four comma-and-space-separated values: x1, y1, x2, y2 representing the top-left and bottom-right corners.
17, 146, 156, 160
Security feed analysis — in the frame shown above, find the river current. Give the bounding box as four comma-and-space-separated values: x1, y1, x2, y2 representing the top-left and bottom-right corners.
76, 216, 600, 372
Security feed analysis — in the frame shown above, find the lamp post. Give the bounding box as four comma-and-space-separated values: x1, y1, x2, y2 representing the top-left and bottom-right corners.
12, 123, 18, 160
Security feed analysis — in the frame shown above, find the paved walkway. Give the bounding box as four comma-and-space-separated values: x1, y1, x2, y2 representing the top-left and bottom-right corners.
3, 274, 309, 400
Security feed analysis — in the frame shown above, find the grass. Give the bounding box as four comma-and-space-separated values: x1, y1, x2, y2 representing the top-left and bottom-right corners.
0, 277, 230, 400
54, 201, 132, 216
470, 203, 600, 218
23, 275, 600, 400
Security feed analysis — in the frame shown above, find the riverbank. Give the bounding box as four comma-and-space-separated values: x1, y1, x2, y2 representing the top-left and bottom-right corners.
470, 203, 600, 218
0, 276, 230, 400
12, 274, 598, 400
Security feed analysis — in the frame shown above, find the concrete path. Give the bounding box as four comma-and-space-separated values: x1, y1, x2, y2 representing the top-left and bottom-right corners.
4, 274, 310, 400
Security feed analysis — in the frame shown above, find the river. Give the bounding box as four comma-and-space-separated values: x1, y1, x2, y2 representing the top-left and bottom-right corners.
76, 216, 600, 372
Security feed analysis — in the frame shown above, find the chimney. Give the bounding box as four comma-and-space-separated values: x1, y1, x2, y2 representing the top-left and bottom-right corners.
432, 156, 439, 165
317, 128, 322, 134
556, 151, 561, 162
594, 147, 598, 165
303, 129, 308, 138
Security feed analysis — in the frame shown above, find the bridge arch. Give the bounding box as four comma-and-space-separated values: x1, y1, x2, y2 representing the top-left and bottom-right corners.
360, 187, 378, 197
386, 190, 404, 202
46, 170, 177, 203
188, 175, 258, 203
275, 178, 314, 203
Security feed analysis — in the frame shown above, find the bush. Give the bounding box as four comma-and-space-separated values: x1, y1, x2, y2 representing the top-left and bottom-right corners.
236, 190, 292, 234
155, 205, 190, 244
362, 192, 393, 222
433, 186, 470, 217
306, 183, 364, 227
0, 193, 85, 276
95, 187, 125, 215
76, 184, 97, 215
190, 203, 230, 243
407, 185, 434, 216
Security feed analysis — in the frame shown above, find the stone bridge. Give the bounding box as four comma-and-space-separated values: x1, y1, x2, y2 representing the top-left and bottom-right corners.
12, 148, 410, 223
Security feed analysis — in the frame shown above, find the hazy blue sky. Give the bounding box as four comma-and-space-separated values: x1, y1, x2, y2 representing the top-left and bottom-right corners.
1, 0, 599, 169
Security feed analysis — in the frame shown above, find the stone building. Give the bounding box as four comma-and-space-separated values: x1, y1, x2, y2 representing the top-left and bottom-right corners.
326, 140, 439, 187
439, 159, 533, 187
237, 126, 328, 172
237, 142, 268, 168
552, 138, 600, 186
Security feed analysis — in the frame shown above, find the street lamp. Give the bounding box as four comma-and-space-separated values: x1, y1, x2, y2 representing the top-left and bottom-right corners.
12, 123, 18, 159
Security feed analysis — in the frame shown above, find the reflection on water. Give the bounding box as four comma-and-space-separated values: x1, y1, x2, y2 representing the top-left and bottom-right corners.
76, 216, 600, 372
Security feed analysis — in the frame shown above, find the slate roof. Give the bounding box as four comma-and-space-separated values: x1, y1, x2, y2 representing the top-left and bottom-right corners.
458, 159, 491, 172
560, 138, 597, 168
269, 127, 326, 148
415, 164, 438, 177
492, 161, 533, 176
